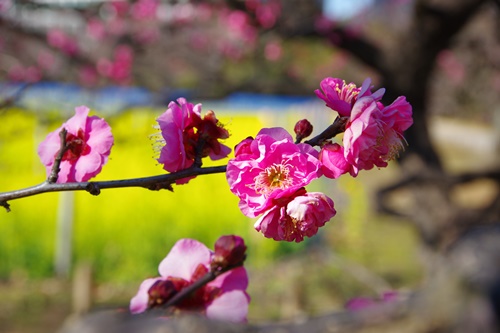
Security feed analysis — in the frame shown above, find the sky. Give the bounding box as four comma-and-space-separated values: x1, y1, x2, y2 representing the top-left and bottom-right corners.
323, 0, 375, 20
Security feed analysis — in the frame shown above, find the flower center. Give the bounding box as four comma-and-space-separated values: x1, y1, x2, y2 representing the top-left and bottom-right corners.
335, 81, 360, 105
62, 129, 90, 161
253, 163, 293, 195
384, 133, 406, 162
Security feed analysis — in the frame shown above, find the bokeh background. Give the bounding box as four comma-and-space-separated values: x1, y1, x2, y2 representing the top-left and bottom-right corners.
0, 1, 499, 332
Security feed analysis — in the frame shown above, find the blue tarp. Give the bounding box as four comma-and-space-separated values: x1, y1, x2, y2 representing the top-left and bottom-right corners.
0, 82, 319, 115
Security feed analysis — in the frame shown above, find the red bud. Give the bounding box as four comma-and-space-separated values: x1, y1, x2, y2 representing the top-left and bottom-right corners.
294, 119, 313, 142
211, 235, 247, 271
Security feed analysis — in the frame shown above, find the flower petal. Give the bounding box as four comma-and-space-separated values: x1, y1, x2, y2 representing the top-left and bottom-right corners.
206, 290, 250, 323
208, 266, 248, 291
74, 151, 102, 182
158, 239, 212, 280
86, 117, 114, 155
64, 106, 90, 134
130, 277, 163, 314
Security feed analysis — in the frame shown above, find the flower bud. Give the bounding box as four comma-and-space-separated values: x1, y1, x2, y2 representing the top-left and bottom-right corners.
211, 235, 247, 271
147, 277, 188, 308
294, 119, 313, 142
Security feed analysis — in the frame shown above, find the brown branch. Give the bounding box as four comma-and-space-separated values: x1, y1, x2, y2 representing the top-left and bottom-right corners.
47, 128, 68, 184
303, 116, 348, 147
0, 165, 227, 212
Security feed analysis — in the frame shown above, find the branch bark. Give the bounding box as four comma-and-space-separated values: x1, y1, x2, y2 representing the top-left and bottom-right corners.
0, 165, 227, 212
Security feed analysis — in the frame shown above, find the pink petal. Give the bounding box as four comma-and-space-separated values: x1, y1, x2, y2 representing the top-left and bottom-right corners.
209, 143, 231, 160
74, 151, 102, 182
319, 143, 351, 179
37, 130, 62, 166
257, 127, 293, 142
254, 206, 281, 239
64, 106, 90, 134
130, 277, 162, 314
158, 239, 212, 280
208, 266, 248, 291
86, 117, 114, 155
382, 96, 413, 132
206, 290, 250, 323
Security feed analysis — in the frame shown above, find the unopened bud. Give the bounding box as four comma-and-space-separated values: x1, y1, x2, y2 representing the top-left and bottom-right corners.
294, 119, 313, 142
211, 235, 247, 271
147, 277, 188, 308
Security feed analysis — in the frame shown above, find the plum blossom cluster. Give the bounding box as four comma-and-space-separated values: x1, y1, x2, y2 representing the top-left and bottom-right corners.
315, 77, 413, 177
130, 236, 249, 323
225, 77, 412, 242
226, 128, 336, 242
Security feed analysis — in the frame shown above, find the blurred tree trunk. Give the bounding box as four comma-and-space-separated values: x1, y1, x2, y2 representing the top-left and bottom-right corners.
382, 0, 489, 171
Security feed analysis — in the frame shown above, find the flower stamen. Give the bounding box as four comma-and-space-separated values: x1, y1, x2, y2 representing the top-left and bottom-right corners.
253, 163, 293, 195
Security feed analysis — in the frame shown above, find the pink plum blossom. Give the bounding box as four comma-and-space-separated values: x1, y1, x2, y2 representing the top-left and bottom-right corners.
341, 95, 413, 176
37, 106, 113, 183
156, 98, 231, 184
255, 190, 336, 242
316, 78, 413, 177
130, 238, 250, 323
226, 127, 321, 218
315, 77, 384, 117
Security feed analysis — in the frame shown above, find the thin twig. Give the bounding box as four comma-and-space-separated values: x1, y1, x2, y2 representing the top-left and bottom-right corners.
304, 116, 348, 147
0, 165, 227, 212
48, 128, 68, 184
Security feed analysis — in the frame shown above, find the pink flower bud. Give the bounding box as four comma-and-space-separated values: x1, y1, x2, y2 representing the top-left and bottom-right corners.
211, 235, 247, 271
294, 119, 313, 142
